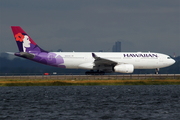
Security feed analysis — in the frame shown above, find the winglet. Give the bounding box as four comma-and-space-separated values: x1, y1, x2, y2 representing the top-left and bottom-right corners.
92, 53, 96, 58
92, 53, 99, 60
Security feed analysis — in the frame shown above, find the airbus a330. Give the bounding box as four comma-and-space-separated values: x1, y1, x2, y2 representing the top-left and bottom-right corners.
11, 26, 175, 75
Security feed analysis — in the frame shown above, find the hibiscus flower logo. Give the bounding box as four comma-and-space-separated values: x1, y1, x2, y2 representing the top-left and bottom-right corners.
15, 33, 24, 42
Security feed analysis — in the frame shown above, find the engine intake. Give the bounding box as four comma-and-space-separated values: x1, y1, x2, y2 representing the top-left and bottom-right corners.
113, 64, 134, 73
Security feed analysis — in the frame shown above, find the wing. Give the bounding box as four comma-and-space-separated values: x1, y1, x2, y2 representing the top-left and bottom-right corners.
92, 53, 118, 66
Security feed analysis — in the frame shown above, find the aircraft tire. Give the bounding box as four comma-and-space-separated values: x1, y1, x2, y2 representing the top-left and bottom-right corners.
85, 71, 105, 75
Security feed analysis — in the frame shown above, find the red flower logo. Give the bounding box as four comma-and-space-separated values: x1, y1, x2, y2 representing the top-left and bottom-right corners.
15, 33, 24, 42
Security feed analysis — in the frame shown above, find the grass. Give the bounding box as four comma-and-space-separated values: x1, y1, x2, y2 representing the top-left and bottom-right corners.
0, 79, 180, 86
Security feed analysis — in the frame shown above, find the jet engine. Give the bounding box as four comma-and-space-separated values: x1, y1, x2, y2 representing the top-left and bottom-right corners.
113, 64, 134, 73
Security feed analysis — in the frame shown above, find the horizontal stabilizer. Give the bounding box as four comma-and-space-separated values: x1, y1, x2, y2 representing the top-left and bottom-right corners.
6, 52, 15, 55
14, 52, 35, 59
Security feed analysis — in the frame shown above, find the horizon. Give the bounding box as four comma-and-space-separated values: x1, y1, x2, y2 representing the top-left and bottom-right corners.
0, 0, 179, 56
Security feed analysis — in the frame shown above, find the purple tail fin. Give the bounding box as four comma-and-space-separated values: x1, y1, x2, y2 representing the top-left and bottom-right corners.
11, 26, 47, 53
11, 26, 65, 68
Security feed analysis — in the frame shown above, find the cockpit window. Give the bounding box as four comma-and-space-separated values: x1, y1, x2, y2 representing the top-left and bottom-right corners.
167, 57, 171, 59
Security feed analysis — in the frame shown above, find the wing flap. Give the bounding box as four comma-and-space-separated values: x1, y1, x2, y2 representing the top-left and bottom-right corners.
92, 53, 117, 66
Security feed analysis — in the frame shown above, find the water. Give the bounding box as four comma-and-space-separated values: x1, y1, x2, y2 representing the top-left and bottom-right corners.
0, 85, 180, 120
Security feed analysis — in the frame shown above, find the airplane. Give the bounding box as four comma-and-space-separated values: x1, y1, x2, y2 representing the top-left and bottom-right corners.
11, 26, 175, 75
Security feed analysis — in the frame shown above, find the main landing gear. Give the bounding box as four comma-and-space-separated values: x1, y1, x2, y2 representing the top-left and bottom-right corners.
155, 68, 159, 74
85, 70, 105, 75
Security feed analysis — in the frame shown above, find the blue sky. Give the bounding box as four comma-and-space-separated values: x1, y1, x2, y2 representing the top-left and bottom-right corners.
0, 0, 179, 56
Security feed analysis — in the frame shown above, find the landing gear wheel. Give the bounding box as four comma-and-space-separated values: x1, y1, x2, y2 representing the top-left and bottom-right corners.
155, 68, 159, 74
85, 71, 105, 75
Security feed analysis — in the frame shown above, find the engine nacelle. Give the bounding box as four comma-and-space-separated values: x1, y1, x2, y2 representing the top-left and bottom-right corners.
113, 64, 134, 73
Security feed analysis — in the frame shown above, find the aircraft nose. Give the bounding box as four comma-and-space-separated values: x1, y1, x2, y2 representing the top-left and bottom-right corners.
171, 59, 176, 65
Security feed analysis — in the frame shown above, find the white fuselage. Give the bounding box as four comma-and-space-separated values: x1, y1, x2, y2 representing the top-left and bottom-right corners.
52, 52, 175, 70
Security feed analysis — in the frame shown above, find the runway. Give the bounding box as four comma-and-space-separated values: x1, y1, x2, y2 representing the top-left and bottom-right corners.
0, 74, 180, 80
